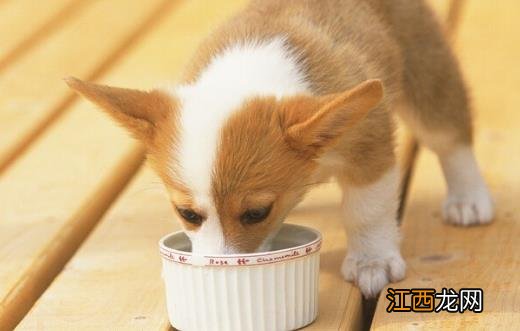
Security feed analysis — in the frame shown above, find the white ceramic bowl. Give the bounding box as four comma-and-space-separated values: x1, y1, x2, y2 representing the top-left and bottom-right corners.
159, 223, 322, 331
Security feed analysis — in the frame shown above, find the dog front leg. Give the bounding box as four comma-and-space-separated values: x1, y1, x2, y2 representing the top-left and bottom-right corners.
339, 165, 406, 298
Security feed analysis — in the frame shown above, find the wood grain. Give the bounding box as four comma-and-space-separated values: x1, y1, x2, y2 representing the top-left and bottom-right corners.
0, 0, 80, 67
15, 1, 368, 329
0, 0, 169, 173
372, 0, 520, 329
13, 0, 252, 330
5, 0, 500, 330
15, 168, 174, 330
0, 1, 178, 328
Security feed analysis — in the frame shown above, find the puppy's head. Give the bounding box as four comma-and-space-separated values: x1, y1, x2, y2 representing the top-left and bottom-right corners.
66, 77, 382, 254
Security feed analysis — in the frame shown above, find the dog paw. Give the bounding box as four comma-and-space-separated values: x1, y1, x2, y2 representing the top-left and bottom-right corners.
443, 188, 494, 226
341, 251, 406, 298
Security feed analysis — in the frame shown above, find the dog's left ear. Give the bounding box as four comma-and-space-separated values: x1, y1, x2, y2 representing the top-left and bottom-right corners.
65, 77, 175, 144
279, 79, 383, 156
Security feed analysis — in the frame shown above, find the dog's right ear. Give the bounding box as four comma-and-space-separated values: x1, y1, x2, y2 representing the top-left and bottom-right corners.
65, 77, 176, 144
278, 79, 383, 156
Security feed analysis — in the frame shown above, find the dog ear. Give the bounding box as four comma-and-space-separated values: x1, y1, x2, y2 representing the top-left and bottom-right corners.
65, 77, 175, 144
279, 79, 383, 156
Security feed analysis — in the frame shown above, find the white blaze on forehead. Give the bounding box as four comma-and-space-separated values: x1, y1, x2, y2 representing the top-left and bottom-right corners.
168, 38, 309, 252
174, 38, 309, 198
184, 198, 226, 255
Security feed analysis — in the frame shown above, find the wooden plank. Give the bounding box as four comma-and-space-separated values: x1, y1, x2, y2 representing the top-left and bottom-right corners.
0, 1, 179, 329
372, 0, 520, 329
0, 0, 170, 173
15, 1, 368, 329
0, 0, 84, 71
15, 168, 174, 330
14, 168, 172, 330
16, 177, 364, 330
16, 1, 452, 330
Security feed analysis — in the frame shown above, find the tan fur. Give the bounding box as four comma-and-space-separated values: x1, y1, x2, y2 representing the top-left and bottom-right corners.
181, 0, 469, 183
183, 0, 469, 252
67, 0, 472, 254
212, 97, 315, 251
65, 77, 187, 195
65, 77, 173, 144
284, 79, 383, 156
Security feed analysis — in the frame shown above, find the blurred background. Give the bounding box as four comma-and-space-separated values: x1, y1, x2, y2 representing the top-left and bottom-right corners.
0, 0, 518, 330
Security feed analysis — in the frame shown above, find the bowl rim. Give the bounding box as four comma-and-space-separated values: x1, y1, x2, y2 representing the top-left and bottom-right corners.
158, 223, 322, 266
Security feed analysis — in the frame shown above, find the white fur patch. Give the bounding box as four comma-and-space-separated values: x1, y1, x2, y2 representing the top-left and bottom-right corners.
340, 166, 406, 298
440, 146, 494, 225
169, 38, 309, 253
185, 200, 226, 255
395, 106, 493, 225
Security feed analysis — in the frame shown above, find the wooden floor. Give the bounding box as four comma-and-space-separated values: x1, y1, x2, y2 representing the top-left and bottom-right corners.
0, 0, 518, 330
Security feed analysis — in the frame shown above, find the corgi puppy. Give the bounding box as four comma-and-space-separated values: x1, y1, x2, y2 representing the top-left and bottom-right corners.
66, 0, 493, 297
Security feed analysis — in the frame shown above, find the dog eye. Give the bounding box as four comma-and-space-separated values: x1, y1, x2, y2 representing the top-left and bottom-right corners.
176, 207, 203, 225
241, 206, 272, 225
